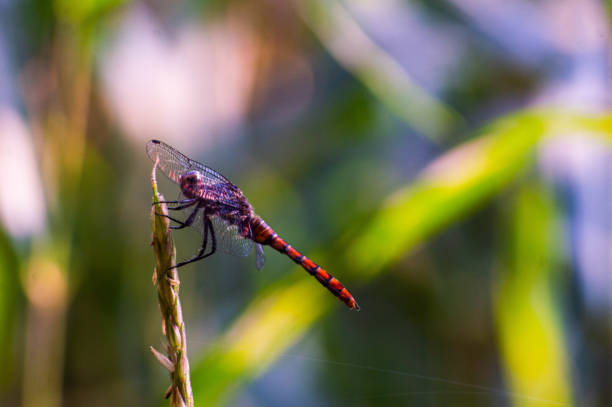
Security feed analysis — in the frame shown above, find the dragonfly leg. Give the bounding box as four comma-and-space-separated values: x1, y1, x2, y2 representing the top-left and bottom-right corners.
152, 199, 195, 206
166, 199, 197, 211
174, 215, 216, 269
168, 205, 200, 230
206, 216, 217, 255
155, 212, 187, 226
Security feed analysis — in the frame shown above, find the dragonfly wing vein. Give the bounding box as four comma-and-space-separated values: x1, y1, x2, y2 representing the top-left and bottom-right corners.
146, 140, 229, 185
210, 215, 253, 257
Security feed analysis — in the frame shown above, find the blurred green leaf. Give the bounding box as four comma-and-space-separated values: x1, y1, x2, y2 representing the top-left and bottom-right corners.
0, 231, 19, 391
54, 0, 125, 25
298, 0, 464, 139
190, 109, 612, 405
495, 182, 572, 407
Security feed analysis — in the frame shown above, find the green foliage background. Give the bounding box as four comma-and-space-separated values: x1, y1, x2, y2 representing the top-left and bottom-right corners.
0, 1, 610, 406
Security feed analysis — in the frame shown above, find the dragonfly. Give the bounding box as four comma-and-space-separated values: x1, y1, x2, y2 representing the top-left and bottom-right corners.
146, 140, 360, 310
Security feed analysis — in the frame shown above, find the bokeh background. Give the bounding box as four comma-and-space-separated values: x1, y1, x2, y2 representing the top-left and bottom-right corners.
0, 0, 610, 406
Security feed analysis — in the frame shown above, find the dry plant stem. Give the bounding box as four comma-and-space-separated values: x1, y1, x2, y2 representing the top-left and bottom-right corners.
151, 163, 194, 407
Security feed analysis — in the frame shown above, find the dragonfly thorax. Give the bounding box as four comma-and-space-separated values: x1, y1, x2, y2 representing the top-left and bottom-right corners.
179, 170, 205, 199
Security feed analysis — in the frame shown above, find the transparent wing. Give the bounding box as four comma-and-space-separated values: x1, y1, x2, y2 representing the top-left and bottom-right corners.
255, 244, 265, 270
210, 216, 253, 257
146, 139, 229, 185
174, 196, 254, 258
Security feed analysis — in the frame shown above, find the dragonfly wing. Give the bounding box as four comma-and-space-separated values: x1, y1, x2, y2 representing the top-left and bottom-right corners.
171, 199, 253, 259
255, 244, 265, 270
210, 215, 253, 257
202, 182, 247, 211
146, 140, 229, 185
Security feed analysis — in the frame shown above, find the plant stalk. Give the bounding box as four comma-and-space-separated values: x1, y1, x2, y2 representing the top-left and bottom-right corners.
150, 162, 194, 407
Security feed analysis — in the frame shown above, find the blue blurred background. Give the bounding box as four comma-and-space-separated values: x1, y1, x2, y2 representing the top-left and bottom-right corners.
0, 0, 610, 406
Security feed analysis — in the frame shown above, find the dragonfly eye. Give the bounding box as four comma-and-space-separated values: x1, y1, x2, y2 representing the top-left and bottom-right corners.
181, 171, 202, 187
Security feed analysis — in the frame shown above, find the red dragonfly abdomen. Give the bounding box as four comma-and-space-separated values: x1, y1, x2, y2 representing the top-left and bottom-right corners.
250, 217, 360, 310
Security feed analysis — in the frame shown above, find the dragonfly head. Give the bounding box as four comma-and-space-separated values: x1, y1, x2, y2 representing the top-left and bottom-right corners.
179, 170, 204, 198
